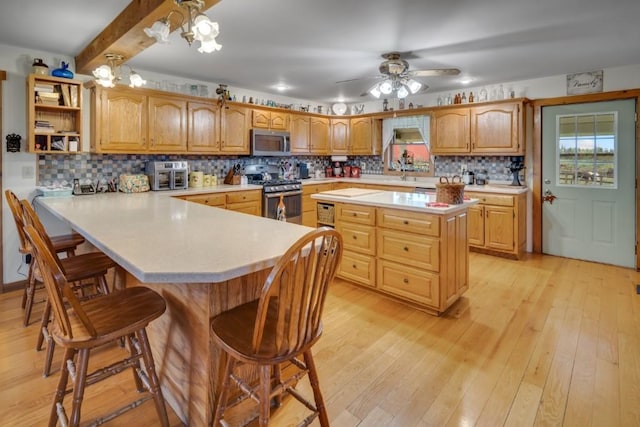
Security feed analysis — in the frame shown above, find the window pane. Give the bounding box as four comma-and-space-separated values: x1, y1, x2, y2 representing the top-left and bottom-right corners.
556, 111, 617, 188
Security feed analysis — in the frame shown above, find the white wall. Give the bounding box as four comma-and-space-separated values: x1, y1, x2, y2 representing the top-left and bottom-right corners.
2, 40, 640, 284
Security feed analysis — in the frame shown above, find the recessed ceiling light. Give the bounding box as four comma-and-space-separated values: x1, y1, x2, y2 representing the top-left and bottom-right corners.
460, 78, 473, 85
274, 83, 289, 91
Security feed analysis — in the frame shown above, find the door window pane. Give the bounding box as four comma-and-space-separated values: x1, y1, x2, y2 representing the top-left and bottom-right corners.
556, 112, 617, 187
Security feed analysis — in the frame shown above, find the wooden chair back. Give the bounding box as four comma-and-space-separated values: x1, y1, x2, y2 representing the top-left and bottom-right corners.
20, 200, 68, 274
23, 224, 97, 340
5, 190, 30, 254
253, 227, 342, 358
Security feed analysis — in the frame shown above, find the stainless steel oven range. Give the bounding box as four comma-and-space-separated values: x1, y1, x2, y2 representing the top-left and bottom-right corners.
244, 164, 302, 224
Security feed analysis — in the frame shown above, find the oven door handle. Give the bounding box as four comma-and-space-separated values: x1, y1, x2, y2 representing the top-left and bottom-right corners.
264, 190, 303, 198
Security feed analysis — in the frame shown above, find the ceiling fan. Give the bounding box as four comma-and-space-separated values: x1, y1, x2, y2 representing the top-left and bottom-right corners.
338, 52, 461, 98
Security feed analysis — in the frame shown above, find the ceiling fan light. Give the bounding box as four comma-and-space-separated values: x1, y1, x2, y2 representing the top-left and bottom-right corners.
406, 79, 422, 94
128, 71, 147, 88
369, 83, 382, 98
92, 64, 113, 80
397, 85, 409, 98
193, 14, 217, 37
197, 37, 222, 53
379, 80, 393, 95
144, 20, 171, 43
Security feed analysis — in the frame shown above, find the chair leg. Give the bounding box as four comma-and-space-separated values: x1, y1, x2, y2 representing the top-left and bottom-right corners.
69, 348, 90, 427
212, 353, 236, 427
273, 363, 283, 407
37, 299, 52, 351
43, 332, 55, 377
259, 364, 271, 427
137, 328, 170, 427
23, 270, 38, 326
126, 334, 144, 392
49, 347, 74, 427
303, 350, 329, 427
22, 262, 34, 309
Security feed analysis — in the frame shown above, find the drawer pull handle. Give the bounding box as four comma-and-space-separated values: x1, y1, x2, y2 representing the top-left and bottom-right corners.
403, 220, 409, 225
352, 213, 357, 217
352, 235, 357, 240
352, 264, 357, 269
403, 246, 409, 251
403, 278, 409, 284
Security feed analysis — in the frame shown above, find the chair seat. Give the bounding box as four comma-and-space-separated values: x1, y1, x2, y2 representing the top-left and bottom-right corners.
52, 287, 166, 348
212, 300, 322, 364
61, 252, 116, 282
50, 232, 85, 253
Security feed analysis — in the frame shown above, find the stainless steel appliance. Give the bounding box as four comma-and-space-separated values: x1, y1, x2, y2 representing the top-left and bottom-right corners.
245, 164, 302, 224
250, 129, 291, 156
146, 160, 189, 191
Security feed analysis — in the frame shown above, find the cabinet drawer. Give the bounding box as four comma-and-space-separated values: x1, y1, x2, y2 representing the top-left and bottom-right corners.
336, 203, 376, 225
226, 201, 261, 216
184, 193, 225, 206
377, 229, 439, 272
226, 190, 261, 204
303, 183, 333, 195
338, 250, 375, 287
378, 260, 439, 306
377, 208, 440, 236
465, 192, 514, 207
336, 222, 375, 255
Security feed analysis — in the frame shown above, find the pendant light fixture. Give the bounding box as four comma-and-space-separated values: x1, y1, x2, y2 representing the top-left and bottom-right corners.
368, 76, 423, 99
92, 54, 147, 88
144, 0, 221, 54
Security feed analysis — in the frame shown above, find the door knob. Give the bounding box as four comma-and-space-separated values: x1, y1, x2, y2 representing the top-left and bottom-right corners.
543, 189, 556, 204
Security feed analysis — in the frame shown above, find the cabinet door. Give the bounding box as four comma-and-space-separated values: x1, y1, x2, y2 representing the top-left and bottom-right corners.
467, 204, 485, 246
98, 87, 148, 152
330, 118, 349, 153
290, 115, 310, 153
221, 104, 250, 154
252, 110, 270, 128
148, 96, 187, 152
269, 112, 289, 130
309, 117, 329, 154
187, 101, 220, 153
471, 102, 521, 154
349, 117, 373, 155
485, 205, 515, 251
431, 108, 470, 154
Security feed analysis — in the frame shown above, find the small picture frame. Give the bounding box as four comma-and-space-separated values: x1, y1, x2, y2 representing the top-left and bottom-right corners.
566, 70, 603, 95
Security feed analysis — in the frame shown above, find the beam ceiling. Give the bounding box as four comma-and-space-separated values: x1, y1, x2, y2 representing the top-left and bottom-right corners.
75, 0, 221, 75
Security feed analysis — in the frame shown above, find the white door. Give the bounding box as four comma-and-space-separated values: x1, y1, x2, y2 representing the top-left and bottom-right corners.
542, 100, 636, 267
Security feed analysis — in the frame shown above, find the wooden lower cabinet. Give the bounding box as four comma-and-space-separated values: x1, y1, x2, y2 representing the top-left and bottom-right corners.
302, 183, 333, 227
329, 202, 469, 315
465, 191, 526, 259
177, 189, 262, 216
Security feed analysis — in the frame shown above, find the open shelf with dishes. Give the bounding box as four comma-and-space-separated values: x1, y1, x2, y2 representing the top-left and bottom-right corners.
27, 74, 82, 153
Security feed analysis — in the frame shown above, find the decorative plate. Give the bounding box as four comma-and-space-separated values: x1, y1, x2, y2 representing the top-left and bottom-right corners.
332, 102, 347, 115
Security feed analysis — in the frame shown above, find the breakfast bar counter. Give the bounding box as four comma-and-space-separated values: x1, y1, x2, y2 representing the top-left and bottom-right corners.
36, 191, 314, 426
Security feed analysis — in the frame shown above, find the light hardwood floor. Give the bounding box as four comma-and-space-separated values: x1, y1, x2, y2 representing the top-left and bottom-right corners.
1, 252, 639, 426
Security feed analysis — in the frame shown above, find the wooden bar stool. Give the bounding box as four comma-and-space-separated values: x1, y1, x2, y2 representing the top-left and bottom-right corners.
20, 200, 117, 377
24, 223, 170, 427
211, 228, 343, 427
5, 190, 85, 326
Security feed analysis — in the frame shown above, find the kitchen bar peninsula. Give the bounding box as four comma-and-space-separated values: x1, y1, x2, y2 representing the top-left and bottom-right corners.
36, 192, 315, 426
312, 188, 478, 315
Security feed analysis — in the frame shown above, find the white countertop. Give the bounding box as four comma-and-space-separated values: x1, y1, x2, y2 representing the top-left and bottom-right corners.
301, 175, 529, 195
36, 191, 314, 284
311, 188, 478, 214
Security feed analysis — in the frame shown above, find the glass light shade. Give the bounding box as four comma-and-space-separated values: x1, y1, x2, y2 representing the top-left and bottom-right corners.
397, 85, 409, 98
406, 79, 422, 94
93, 64, 113, 80
96, 77, 116, 88
198, 38, 222, 53
379, 80, 393, 95
193, 14, 217, 37
369, 84, 382, 98
129, 72, 146, 88
144, 20, 170, 43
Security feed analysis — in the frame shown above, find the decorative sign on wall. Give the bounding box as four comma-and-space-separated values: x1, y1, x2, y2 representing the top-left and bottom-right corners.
566, 70, 603, 95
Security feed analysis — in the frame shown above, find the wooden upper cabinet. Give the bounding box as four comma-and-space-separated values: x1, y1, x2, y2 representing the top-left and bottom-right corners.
95, 86, 148, 153
470, 102, 522, 154
290, 114, 310, 153
187, 101, 220, 153
310, 116, 330, 154
221, 104, 251, 154
350, 117, 381, 155
430, 108, 470, 154
330, 118, 350, 154
148, 96, 187, 152
252, 109, 289, 130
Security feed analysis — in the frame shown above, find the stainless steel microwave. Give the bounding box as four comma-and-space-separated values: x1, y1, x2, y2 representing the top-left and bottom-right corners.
251, 129, 290, 156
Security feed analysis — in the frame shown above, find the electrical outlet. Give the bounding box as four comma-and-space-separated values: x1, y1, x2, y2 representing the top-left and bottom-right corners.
24, 254, 32, 264
22, 165, 35, 179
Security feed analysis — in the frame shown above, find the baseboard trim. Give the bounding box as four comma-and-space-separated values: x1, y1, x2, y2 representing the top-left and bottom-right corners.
2, 280, 26, 294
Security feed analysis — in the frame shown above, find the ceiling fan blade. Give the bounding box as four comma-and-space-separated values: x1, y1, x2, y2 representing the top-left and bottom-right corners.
408, 68, 461, 77
336, 75, 382, 84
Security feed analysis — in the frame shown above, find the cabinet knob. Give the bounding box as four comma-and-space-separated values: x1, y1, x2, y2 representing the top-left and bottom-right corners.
352, 213, 357, 217
352, 264, 357, 269
352, 235, 357, 240
403, 278, 409, 284
403, 220, 409, 225
403, 246, 409, 251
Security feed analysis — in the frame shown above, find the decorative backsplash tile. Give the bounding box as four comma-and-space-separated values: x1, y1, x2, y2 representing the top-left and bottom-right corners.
37, 153, 516, 185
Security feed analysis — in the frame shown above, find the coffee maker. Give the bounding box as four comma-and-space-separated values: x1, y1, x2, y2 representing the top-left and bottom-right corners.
508, 156, 525, 186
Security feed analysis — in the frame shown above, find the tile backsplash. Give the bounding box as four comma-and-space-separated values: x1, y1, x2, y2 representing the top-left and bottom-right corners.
38, 154, 517, 186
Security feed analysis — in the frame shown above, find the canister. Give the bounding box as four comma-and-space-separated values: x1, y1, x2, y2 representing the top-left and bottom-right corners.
203, 174, 212, 186
189, 171, 204, 188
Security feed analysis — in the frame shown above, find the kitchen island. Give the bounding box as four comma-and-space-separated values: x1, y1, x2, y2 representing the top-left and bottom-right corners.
312, 188, 478, 315
36, 191, 314, 426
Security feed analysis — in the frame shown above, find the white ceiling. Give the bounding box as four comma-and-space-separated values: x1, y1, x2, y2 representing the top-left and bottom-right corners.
1, 0, 640, 104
